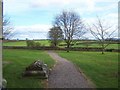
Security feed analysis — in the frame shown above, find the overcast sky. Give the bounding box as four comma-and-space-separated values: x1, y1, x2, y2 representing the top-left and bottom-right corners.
3, 0, 118, 40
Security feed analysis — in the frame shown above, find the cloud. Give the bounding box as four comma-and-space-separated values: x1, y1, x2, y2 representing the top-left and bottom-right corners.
29, 0, 95, 13
10, 24, 51, 39
94, 0, 118, 3
13, 24, 51, 33
3, 0, 118, 39
3, 0, 118, 25
3, 0, 30, 14
4, 0, 118, 14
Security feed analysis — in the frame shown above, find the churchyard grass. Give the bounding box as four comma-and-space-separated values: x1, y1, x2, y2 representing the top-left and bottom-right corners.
3, 49, 55, 88
57, 51, 118, 88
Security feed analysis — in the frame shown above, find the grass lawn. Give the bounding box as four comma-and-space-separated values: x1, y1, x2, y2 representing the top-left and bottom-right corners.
57, 51, 118, 88
3, 49, 55, 88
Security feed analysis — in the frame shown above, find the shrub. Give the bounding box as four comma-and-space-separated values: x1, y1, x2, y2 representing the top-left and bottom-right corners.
26, 40, 32, 47
34, 42, 41, 47
26, 40, 41, 47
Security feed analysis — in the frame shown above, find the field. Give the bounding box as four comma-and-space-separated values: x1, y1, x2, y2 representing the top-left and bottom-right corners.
3, 40, 50, 46
3, 41, 27, 46
57, 51, 118, 88
3, 49, 55, 88
72, 43, 119, 49
3, 40, 119, 49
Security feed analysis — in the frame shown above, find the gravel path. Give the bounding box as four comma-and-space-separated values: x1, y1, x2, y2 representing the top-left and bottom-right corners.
47, 51, 95, 88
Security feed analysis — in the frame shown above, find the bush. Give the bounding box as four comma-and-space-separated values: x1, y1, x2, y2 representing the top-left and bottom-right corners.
26, 40, 41, 47
50, 43, 56, 47
106, 49, 114, 52
26, 40, 34, 47
35, 42, 41, 47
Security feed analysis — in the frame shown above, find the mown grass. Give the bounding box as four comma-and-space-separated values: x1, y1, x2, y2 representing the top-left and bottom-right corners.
3, 49, 55, 88
57, 51, 118, 88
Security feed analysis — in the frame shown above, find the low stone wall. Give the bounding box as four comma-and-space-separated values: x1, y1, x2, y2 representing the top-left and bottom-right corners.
3, 46, 120, 52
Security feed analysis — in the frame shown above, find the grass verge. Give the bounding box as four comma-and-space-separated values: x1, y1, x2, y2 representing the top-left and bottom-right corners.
57, 51, 118, 88
3, 49, 55, 88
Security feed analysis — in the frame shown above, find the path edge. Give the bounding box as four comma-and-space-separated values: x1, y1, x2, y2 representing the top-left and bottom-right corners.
46, 50, 97, 89
73, 63, 97, 89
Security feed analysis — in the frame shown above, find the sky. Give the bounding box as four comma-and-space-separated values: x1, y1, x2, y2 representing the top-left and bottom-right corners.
3, 0, 119, 40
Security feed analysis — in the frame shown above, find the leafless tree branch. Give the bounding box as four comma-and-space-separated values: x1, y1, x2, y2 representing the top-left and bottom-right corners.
88, 16, 117, 54
3, 15, 14, 39
54, 11, 86, 52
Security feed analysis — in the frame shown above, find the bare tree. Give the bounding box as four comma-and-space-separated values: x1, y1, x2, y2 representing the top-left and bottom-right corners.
48, 26, 63, 47
88, 16, 116, 54
54, 11, 86, 52
3, 15, 13, 39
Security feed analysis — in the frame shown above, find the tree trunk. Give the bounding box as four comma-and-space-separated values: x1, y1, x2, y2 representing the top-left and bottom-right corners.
102, 43, 105, 54
54, 42, 57, 47
102, 49, 104, 54
67, 43, 70, 52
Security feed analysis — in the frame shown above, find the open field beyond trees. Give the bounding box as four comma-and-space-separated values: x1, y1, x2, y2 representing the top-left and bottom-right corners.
3, 40, 119, 49
3, 49, 55, 88
3, 40, 50, 47
57, 51, 118, 88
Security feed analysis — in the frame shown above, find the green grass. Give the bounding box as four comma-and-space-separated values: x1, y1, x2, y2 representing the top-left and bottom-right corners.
57, 51, 118, 88
3, 49, 55, 88
3, 40, 50, 47
73, 43, 119, 49
35, 40, 50, 46
3, 40, 119, 49
106, 44, 118, 49
3, 41, 27, 46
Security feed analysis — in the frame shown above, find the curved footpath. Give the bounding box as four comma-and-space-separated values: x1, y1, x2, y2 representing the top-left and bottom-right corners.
47, 51, 95, 88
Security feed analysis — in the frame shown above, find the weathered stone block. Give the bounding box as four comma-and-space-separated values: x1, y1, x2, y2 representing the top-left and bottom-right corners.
23, 60, 49, 79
